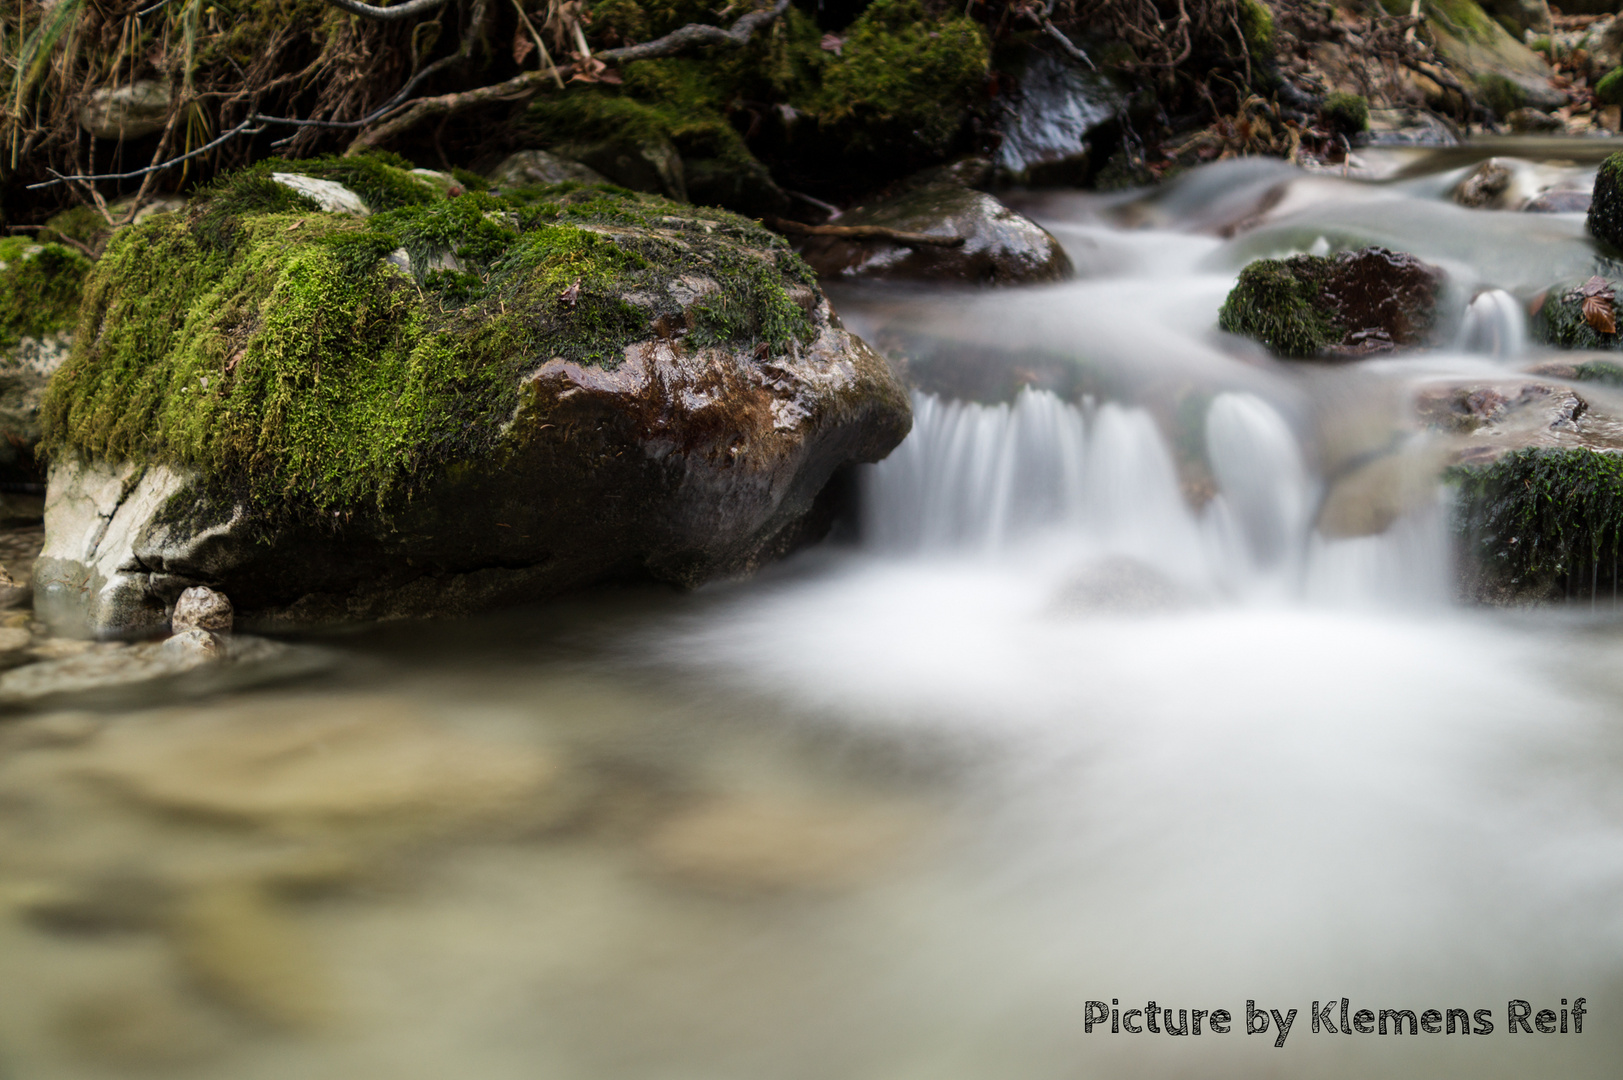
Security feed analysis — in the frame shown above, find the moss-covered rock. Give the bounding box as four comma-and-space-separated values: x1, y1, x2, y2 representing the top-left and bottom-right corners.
1322, 92, 1369, 136
0, 238, 93, 481
1450, 447, 1623, 602
1597, 67, 1623, 106
1587, 152, 1623, 252
1398, 0, 1564, 114
1218, 247, 1445, 359
34, 157, 911, 636
1531, 276, 1623, 349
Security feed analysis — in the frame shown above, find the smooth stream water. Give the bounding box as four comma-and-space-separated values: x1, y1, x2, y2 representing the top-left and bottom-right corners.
4, 144, 1623, 1078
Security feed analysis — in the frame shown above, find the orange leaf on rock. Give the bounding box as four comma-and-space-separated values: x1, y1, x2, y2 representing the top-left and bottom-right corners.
1583, 294, 1617, 334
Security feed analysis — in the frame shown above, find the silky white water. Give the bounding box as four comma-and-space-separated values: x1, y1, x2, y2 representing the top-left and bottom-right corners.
5, 146, 1623, 1079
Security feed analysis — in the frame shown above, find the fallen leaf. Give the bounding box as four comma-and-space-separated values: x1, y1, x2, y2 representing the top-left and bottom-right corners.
512, 29, 535, 66
820, 33, 843, 55
559, 277, 581, 308
1584, 293, 1617, 334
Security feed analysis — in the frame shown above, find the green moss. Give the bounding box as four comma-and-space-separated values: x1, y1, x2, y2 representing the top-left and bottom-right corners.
42, 163, 817, 524
811, 0, 989, 162
1217, 256, 1337, 358
1450, 447, 1623, 597
1574, 359, 1623, 386
1598, 67, 1623, 107
1237, 0, 1275, 63
1531, 277, 1623, 350
1424, 0, 1499, 41
1477, 73, 1526, 118
1322, 92, 1369, 135
0, 238, 92, 348
42, 204, 112, 250
1529, 35, 1553, 55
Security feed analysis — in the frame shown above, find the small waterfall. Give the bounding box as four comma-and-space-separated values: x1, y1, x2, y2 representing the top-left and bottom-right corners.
1455, 288, 1527, 357
863, 388, 1448, 604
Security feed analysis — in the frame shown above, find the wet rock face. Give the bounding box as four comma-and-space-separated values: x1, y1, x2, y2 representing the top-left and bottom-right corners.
993, 52, 1124, 185
1218, 247, 1445, 359
797, 181, 1072, 286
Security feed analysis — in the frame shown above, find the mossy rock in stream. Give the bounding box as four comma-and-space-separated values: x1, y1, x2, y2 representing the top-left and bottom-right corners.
1449, 447, 1623, 603
35, 155, 911, 637
1530, 276, 1623, 350
1587, 152, 1623, 253
1218, 247, 1445, 359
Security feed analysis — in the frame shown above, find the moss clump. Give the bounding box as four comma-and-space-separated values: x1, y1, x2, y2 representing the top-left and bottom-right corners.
1531, 277, 1623, 349
1217, 256, 1337, 358
812, 0, 989, 163
1598, 68, 1623, 107
42, 161, 817, 524
0, 238, 93, 348
1477, 73, 1526, 118
1575, 359, 1623, 386
1238, 0, 1276, 63
1323, 92, 1369, 135
1450, 447, 1623, 598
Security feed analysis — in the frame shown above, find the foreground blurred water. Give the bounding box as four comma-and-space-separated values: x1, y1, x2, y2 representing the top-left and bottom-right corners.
4, 143, 1623, 1078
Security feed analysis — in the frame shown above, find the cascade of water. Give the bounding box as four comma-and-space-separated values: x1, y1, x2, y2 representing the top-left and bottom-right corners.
863, 388, 1449, 605
1455, 288, 1529, 357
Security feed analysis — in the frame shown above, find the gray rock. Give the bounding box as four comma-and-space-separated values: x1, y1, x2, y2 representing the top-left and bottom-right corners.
550, 137, 687, 202
161, 628, 222, 661
488, 150, 610, 188
78, 81, 171, 140
171, 586, 233, 634
1360, 108, 1461, 147
0, 331, 72, 476
1524, 188, 1591, 213
797, 182, 1073, 285
268, 174, 370, 216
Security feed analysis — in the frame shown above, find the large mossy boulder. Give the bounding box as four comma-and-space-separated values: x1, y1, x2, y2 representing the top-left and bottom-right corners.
0, 237, 93, 481
34, 157, 911, 637
1218, 247, 1445, 359
798, 177, 1072, 285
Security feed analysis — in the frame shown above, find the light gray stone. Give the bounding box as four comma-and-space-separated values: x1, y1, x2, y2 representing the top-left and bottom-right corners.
78, 81, 171, 141
489, 150, 611, 189
171, 586, 233, 634
268, 174, 370, 217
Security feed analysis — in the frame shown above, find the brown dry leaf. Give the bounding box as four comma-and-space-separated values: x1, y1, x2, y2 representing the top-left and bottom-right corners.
559, 277, 581, 307
1584, 293, 1617, 334
512, 28, 535, 66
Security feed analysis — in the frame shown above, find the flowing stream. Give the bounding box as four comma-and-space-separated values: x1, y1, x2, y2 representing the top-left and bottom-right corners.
5, 144, 1623, 1078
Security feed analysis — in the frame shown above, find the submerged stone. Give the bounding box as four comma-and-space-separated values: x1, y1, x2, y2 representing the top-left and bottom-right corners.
36, 158, 910, 636
1218, 247, 1445, 359
797, 180, 1072, 285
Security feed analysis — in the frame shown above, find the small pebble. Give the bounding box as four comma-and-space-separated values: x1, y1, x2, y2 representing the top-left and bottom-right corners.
171, 587, 233, 634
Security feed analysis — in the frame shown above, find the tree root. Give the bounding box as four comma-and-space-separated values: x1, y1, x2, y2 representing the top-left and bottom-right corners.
766, 218, 966, 248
